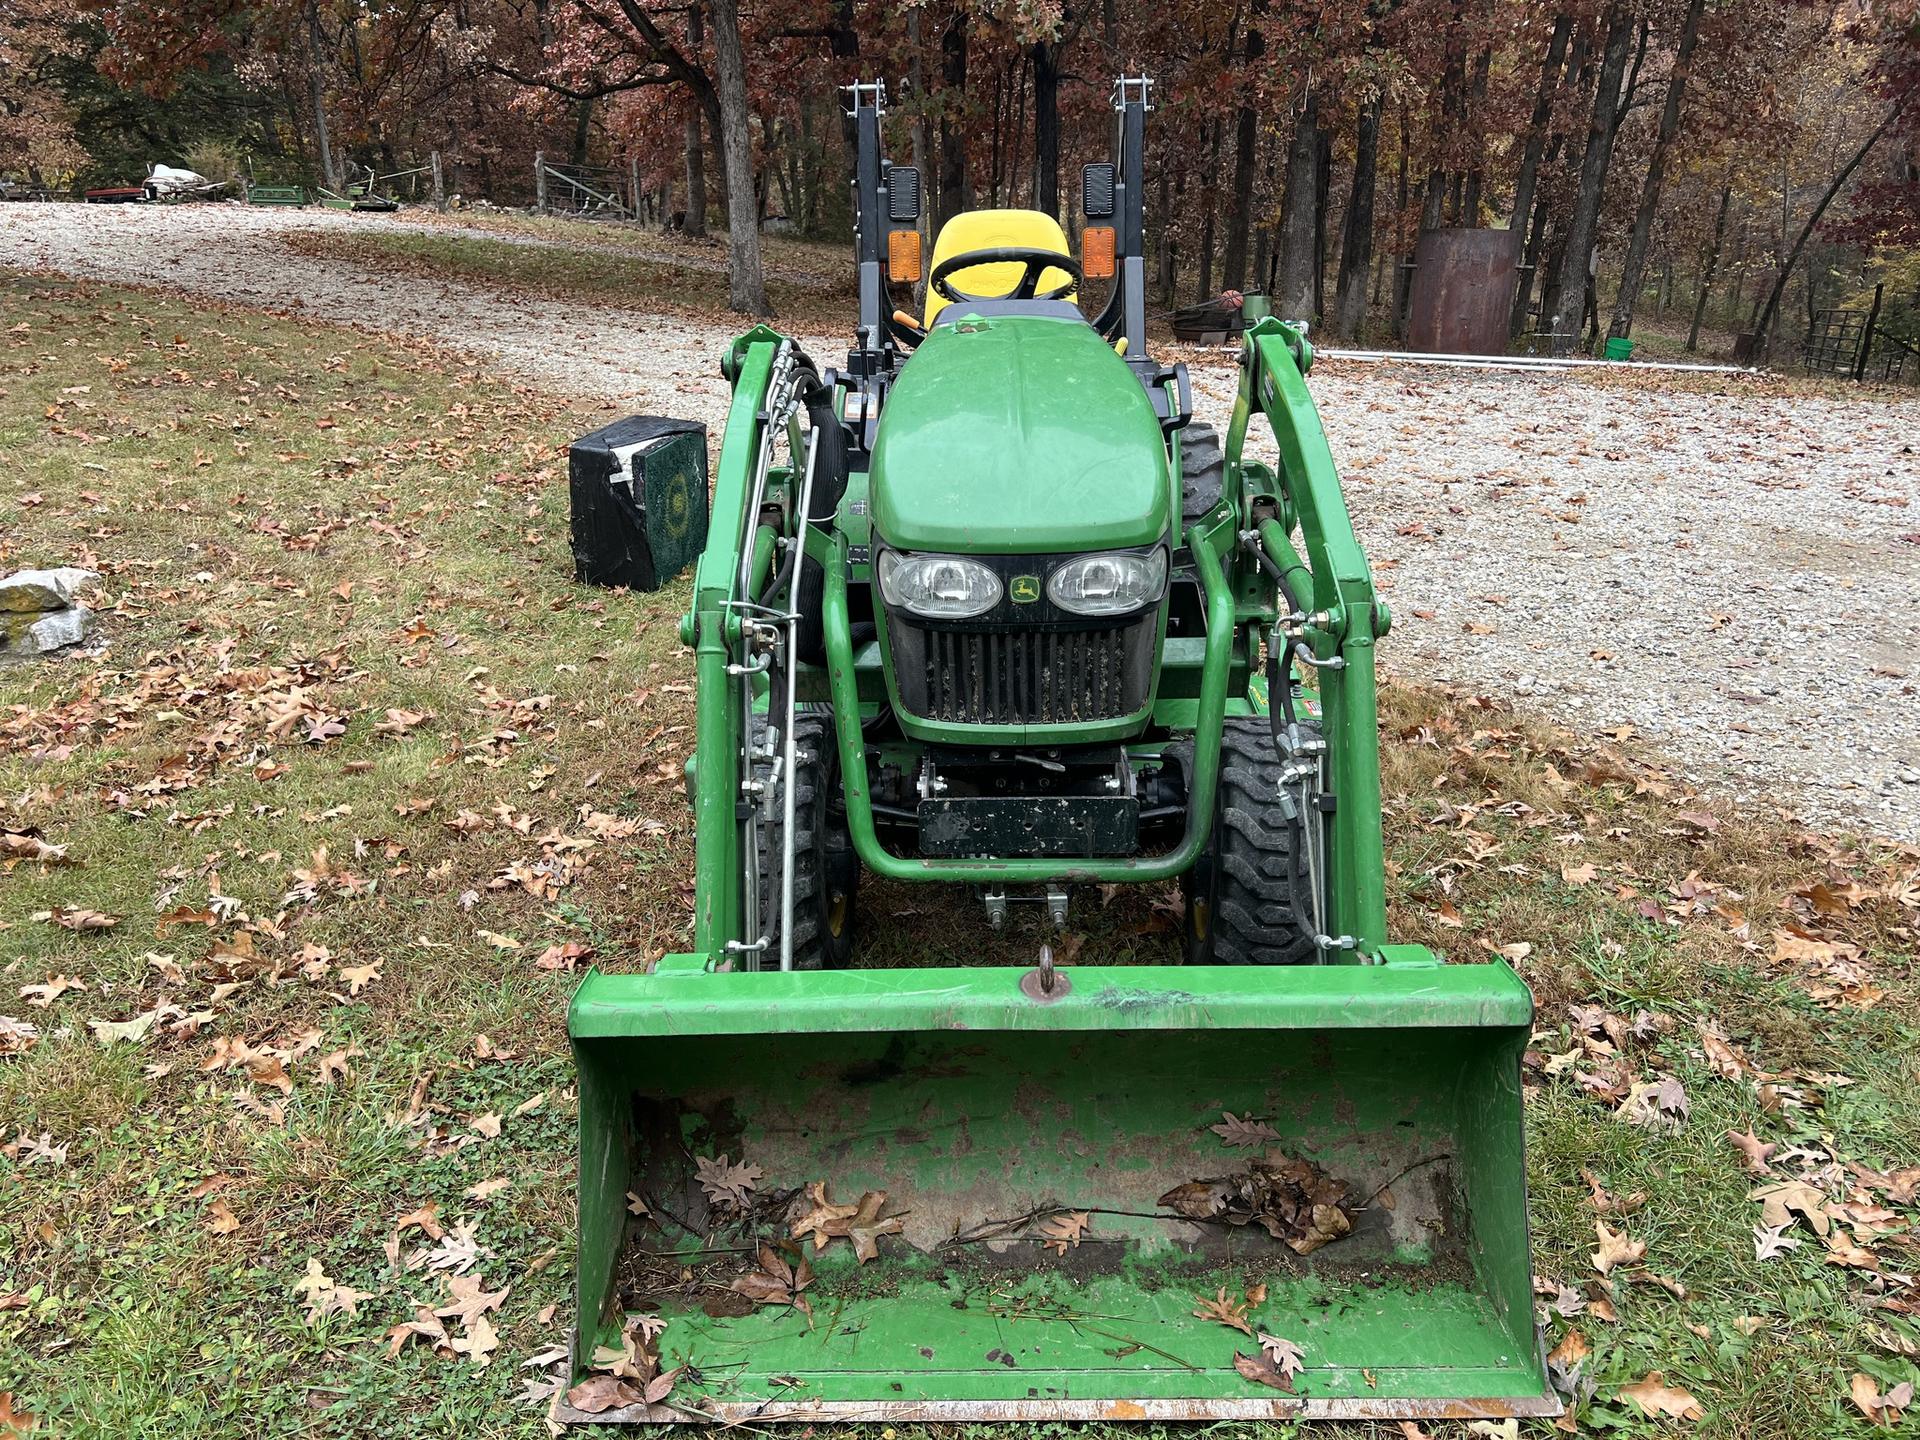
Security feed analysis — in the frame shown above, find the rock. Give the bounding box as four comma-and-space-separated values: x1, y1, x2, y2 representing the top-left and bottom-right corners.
16, 606, 93, 654
0, 567, 97, 612
1899, 768, 1920, 785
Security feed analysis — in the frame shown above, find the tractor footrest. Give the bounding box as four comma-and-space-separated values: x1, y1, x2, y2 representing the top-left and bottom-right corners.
916, 793, 1138, 857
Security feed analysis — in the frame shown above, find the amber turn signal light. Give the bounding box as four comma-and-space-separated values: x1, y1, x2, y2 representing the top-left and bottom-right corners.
1082, 226, 1116, 279
888, 229, 923, 283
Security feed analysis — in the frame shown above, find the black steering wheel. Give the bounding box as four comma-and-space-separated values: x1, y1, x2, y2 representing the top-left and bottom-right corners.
929, 246, 1085, 305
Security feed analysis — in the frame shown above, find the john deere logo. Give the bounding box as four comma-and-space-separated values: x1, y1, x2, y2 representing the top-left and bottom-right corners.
1009, 575, 1041, 604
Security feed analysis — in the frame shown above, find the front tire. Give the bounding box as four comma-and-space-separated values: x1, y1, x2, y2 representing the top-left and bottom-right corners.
750, 712, 857, 969
1169, 717, 1320, 965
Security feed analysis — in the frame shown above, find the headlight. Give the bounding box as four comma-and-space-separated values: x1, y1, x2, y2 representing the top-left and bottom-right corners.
877, 551, 1003, 619
1047, 549, 1167, 616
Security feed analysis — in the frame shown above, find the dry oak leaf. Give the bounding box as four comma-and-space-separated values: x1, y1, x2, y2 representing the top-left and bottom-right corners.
695, 1153, 763, 1211
1726, 1128, 1776, 1175
292, 1257, 370, 1323
338, 961, 382, 996
1039, 1211, 1091, 1255
435, 1273, 510, 1327
1547, 1329, 1589, 1370
38, 907, 119, 932
1750, 1179, 1830, 1236
1211, 1112, 1281, 1148
1233, 1348, 1295, 1392
1192, 1287, 1254, 1336
205, 1199, 241, 1235
1850, 1373, 1914, 1428
1616, 1371, 1704, 1421
845, 1190, 905, 1264
1591, 1221, 1645, 1275
1259, 1332, 1306, 1382
732, 1243, 814, 1317
789, 1181, 862, 1251
0, 1391, 37, 1438
385, 1307, 451, 1358
395, 1203, 444, 1240
566, 1374, 647, 1414
449, 1313, 499, 1368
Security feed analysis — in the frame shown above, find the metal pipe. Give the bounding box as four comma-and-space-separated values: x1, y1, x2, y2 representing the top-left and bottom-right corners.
822, 524, 1236, 883
1317, 346, 1759, 375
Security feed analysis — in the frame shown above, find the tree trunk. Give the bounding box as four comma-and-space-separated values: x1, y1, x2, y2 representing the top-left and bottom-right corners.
1508, 14, 1572, 335
1333, 92, 1382, 338
1197, 122, 1223, 299
1273, 89, 1321, 320
1031, 39, 1061, 219
571, 96, 594, 169
1158, 159, 1179, 304
306, 0, 338, 193
1313, 125, 1332, 321
1606, 0, 1704, 340
682, 7, 708, 236
1461, 44, 1493, 222
1392, 100, 1415, 340
1221, 3, 1266, 291
1549, 0, 1634, 354
936, 10, 970, 228
1753, 102, 1906, 356
708, 0, 770, 315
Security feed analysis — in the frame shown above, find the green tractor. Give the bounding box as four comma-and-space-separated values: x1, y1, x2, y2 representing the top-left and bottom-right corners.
563, 77, 1554, 1423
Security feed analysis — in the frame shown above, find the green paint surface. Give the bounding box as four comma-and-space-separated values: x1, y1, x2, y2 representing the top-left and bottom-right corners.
869, 315, 1170, 554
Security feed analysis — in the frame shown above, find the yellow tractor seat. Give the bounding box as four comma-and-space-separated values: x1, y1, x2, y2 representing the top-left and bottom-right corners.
923, 208, 1079, 328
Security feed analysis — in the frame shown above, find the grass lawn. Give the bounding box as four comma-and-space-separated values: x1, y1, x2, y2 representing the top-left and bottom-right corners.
2, 270, 1918, 1438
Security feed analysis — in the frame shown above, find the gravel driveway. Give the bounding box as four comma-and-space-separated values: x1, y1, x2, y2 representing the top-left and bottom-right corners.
7, 202, 1919, 841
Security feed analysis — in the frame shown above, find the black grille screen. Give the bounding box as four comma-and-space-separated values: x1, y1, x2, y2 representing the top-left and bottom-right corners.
889, 616, 1155, 725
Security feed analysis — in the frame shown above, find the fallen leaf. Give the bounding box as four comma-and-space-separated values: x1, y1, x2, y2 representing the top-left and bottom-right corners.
449, 1313, 499, 1368
731, 1244, 813, 1316
396, 1203, 444, 1240
1726, 1128, 1776, 1174
1193, 1287, 1254, 1336
1038, 1211, 1091, 1255
566, 1374, 647, 1413
1591, 1220, 1645, 1275
1259, 1332, 1305, 1381
39, 907, 119, 932
1211, 1112, 1281, 1147
1753, 1224, 1802, 1260
695, 1153, 763, 1211
338, 961, 382, 995
205, 1199, 241, 1235
1751, 1179, 1830, 1235
789, 1181, 860, 1251
1617, 1371, 1704, 1421
1547, 1329, 1589, 1369
0, 1392, 37, 1437
1851, 1373, 1913, 1427
1233, 1348, 1294, 1391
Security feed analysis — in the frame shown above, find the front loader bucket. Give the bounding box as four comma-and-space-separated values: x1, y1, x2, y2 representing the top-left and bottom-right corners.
564, 956, 1556, 1424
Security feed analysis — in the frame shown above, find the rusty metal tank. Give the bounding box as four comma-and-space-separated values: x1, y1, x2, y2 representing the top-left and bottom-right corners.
1406, 228, 1522, 354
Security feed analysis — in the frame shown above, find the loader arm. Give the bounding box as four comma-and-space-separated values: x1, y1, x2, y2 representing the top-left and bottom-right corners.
1229, 317, 1392, 956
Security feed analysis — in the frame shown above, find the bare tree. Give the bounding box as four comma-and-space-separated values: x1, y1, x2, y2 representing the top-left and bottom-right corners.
707, 0, 770, 315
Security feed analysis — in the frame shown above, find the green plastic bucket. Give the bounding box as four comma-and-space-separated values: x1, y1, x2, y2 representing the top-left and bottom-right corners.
564, 956, 1555, 1423
1603, 336, 1634, 361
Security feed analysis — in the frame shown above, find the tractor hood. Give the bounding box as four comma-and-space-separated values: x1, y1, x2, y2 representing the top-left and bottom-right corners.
868, 313, 1170, 554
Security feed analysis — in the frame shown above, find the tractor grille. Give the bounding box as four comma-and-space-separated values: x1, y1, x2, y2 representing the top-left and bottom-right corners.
888, 617, 1154, 726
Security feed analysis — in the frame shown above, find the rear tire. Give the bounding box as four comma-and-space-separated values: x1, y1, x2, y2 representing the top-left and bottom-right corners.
1168, 717, 1320, 965
750, 712, 857, 969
